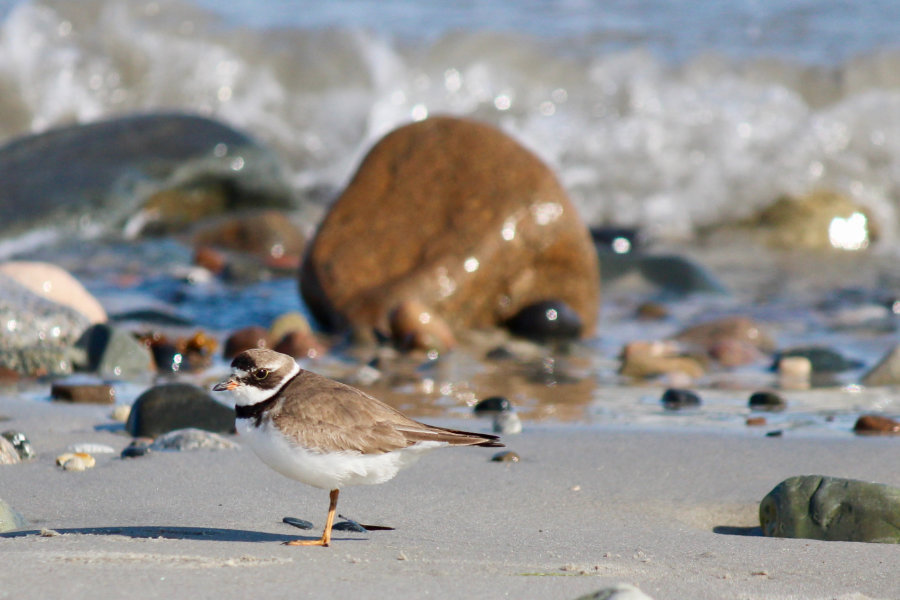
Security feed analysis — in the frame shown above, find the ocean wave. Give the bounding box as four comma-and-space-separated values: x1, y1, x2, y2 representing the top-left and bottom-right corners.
2, 0, 900, 243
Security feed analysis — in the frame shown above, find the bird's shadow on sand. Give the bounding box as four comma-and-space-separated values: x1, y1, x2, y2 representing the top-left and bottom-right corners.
0, 526, 366, 544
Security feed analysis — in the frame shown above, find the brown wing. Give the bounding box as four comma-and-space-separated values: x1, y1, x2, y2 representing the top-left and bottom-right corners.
271, 370, 501, 453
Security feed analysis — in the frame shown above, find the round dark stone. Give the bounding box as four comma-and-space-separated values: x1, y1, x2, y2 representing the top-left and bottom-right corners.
504, 300, 582, 343
120, 443, 151, 458
773, 346, 864, 373
748, 391, 787, 412
473, 396, 511, 415
661, 388, 701, 410
485, 346, 515, 361
282, 517, 314, 530
126, 383, 235, 438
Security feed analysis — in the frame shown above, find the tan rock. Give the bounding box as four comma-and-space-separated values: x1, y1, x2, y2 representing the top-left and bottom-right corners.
192, 210, 305, 262
674, 316, 775, 353
755, 189, 877, 250
862, 344, 900, 387
619, 341, 706, 380
0, 261, 106, 324
389, 299, 456, 352
300, 116, 599, 338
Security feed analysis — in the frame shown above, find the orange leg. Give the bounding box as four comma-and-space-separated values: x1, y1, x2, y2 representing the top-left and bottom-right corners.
286, 489, 339, 547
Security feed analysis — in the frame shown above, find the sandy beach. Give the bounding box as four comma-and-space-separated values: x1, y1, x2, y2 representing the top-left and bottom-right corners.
1, 394, 897, 600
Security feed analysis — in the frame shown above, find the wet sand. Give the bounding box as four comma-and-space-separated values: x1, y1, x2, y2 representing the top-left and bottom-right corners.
0, 395, 898, 600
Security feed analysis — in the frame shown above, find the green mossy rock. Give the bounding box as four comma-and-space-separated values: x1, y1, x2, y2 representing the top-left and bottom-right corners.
760, 475, 900, 543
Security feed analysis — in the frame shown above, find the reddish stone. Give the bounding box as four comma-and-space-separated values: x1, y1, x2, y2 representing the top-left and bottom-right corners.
193, 210, 305, 263
300, 116, 599, 338
853, 414, 900, 435
223, 326, 270, 359
194, 245, 227, 274
273, 331, 327, 360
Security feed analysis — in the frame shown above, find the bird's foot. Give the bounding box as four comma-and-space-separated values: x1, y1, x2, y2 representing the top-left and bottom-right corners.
284, 538, 329, 547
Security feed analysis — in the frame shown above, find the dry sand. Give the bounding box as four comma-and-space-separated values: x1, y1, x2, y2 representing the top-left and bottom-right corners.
0, 394, 898, 600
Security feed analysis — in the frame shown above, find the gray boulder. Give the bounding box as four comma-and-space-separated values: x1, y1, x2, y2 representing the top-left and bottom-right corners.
760, 475, 900, 543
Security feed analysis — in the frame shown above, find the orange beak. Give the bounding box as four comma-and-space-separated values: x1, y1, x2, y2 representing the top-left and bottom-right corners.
212, 378, 239, 392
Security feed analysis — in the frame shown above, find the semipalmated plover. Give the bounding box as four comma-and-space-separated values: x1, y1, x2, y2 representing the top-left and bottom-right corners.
213, 348, 502, 546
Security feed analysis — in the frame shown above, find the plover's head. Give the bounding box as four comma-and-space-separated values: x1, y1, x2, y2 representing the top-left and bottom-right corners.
212, 348, 300, 406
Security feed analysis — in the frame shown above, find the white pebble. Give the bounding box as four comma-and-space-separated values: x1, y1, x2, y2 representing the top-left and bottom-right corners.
110, 405, 131, 423
493, 411, 522, 435
66, 443, 115, 455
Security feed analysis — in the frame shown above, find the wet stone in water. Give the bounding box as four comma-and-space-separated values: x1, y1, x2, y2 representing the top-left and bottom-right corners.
853, 414, 900, 435
51, 382, 115, 404
491, 451, 520, 463
661, 388, 701, 410
1, 431, 34, 460
282, 517, 314, 530
505, 299, 582, 343
773, 346, 864, 374
473, 396, 512, 415
748, 391, 787, 412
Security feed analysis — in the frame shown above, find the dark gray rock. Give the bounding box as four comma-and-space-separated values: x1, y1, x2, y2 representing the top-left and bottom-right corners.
126, 383, 235, 438
760, 475, 900, 543
773, 346, 864, 374
150, 428, 238, 451
473, 396, 512, 415
0, 274, 89, 376
505, 299, 582, 343
661, 388, 701, 410
282, 517, 314, 530
74, 324, 154, 379
0, 113, 295, 240
748, 391, 787, 412
862, 344, 900, 386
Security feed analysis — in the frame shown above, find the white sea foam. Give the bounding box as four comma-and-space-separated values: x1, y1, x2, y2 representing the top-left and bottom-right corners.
1, 0, 900, 245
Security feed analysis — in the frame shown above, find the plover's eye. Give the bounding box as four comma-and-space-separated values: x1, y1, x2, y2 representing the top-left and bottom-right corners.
254, 368, 269, 380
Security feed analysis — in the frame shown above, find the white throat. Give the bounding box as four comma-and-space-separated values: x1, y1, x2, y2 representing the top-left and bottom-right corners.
230, 361, 300, 407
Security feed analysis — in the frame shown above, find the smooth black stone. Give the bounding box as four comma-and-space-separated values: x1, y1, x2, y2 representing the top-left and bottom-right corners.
661, 388, 701, 410
473, 396, 512, 415
126, 383, 235, 438
772, 346, 865, 373
120, 444, 151, 458
765, 430, 784, 437
505, 299, 582, 342
151, 343, 182, 373
282, 517, 314, 530
748, 391, 787, 412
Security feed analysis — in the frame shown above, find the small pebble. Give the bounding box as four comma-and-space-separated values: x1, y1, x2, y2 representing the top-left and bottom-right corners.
66, 443, 115, 455
748, 391, 787, 412
661, 388, 701, 410
765, 430, 784, 437
505, 299, 582, 343
56, 452, 96, 469
0, 436, 19, 464
39, 528, 60, 537
282, 517, 314, 530
853, 414, 900, 435
111, 404, 131, 423
777, 356, 812, 379
746, 416, 767, 427
150, 428, 238, 451
332, 518, 367, 533
121, 439, 153, 458
493, 411, 522, 435
491, 451, 520, 463
473, 396, 511, 415
223, 326, 270, 359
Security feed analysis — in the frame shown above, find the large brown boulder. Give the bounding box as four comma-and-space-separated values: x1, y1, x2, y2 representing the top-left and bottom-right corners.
300, 116, 599, 338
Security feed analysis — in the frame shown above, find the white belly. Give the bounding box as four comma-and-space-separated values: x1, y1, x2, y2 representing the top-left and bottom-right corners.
236, 418, 443, 490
